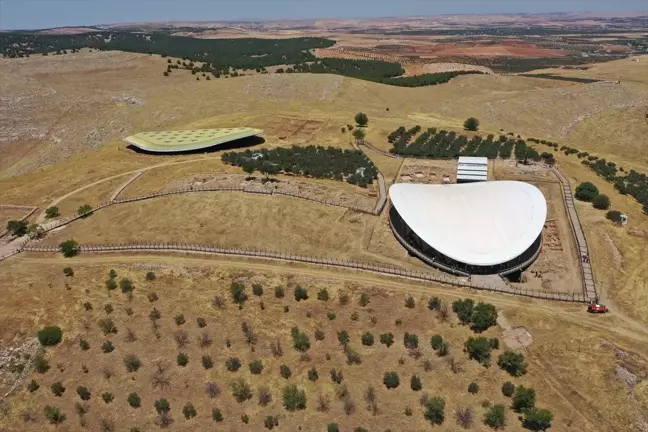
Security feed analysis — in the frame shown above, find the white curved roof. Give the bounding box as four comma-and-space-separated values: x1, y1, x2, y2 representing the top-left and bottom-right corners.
389, 181, 547, 266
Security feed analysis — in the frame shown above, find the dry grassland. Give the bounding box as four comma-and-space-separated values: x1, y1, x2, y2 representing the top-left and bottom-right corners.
0, 257, 645, 432
54, 176, 128, 217
0, 208, 30, 232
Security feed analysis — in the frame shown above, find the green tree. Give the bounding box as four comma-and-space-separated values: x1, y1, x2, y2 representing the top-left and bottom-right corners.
77, 204, 93, 216
212, 408, 224, 422
76, 386, 91, 400
383, 372, 400, 389
361, 332, 374, 346
51, 381, 65, 396
592, 194, 610, 210
464, 117, 480, 131
291, 327, 311, 352
512, 386, 536, 413
380, 332, 394, 347
177, 352, 189, 366
127, 392, 141, 408
430, 334, 443, 350
120, 278, 134, 296
465, 337, 493, 366
230, 282, 247, 304
59, 239, 80, 257
410, 374, 422, 391
354, 112, 369, 127
231, 378, 253, 402
242, 162, 256, 179
308, 367, 319, 381
497, 351, 527, 376
352, 128, 366, 141
154, 398, 170, 414
294, 286, 309, 301
6, 220, 28, 236
606, 210, 622, 223
105, 278, 117, 291
452, 298, 474, 324
471, 302, 498, 332
404, 332, 418, 349
327, 423, 339, 432
44, 405, 66, 424
45, 206, 60, 218
484, 404, 506, 429
502, 382, 515, 397
183, 402, 197, 419
468, 382, 479, 394
523, 407, 553, 431
252, 283, 263, 296
280, 364, 292, 379
575, 182, 599, 202
337, 330, 350, 346
282, 385, 306, 411
249, 359, 263, 374
226, 357, 241, 371
423, 396, 445, 425
37, 326, 63, 346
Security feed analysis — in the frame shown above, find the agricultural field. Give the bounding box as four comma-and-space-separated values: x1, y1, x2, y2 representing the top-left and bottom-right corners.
1, 12, 648, 432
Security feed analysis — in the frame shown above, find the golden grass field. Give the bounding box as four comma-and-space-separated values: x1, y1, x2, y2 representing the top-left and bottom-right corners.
0, 46, 647, 431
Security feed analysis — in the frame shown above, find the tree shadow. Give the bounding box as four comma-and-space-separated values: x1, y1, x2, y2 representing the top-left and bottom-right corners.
126, 135, 265, 155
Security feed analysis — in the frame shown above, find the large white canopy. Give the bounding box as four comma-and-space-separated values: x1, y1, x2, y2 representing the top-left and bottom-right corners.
389, 181, 547, 266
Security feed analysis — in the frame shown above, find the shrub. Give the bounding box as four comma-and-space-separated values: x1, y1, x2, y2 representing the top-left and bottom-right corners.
328, 424, 340, 432
489, 337, 500, 349
123, 354, 141, 372
226, 357, 241, 371
592, 194, 611, 210
44, 405, 66, 424
231, 378, 253, 402
37, 326, 63, 346
252, 283, 263, 297
77, 204, 92, 216
174, 314, 185, 325
183, 403, 197, 419
98, 318, 117, 335
464, 117, 480, 131
355, 112, 369, 127
456, 406, 473, 429
380, 332, 394, 347
314, 328, 325, 341
327, 312, 336, 320
308, 367, 319, 381
63, 266, 74, 276
575, 182, 599, 201
465, 337, 493, 366
383, 372, 400, 389
330, 369, 343, 384
502, 381, 516, 397
471, 302, 498, 332
119, 278, 133, 295
145, 271, 156, 281
404, 332, 418, 349
359, 292, 370, 306
512, 386, 536, 412
105, 278, 117, 291
606, 210, 623, 223
411, 374, 422, 391
51, 381, 65, 396
430, 335, 443, 350
102, 392, 114, 403
361, 332, 374, 346
264, 415, 279, 430
101, 341, 115, 353
280, 364, 292, 379
497, 351, 527, 376
59, 239, 79, 257
212, 408, 224, 422
45, 206, 60, 218
104, 304, 114, 315
317, 288, 329, 301
484, 404, 506, 429
205, 382, 220, 398
523, 407, 553, 430
75, 385, 90, 400
282, 385, 306, 411
404, 295, 416, 308
258, 386, 272, 406
452, 298, 474, 324
175, 352, 188, 366
424, 396, 446, 425
34, 353, 50, 373
27, 379, 39, 392
230, 282, 247, 304
127, 392, 141, 408
294, 285, 309, 301
468, 382, 479, 394
201, 355, 213, 369
154, 398, 170, 414
428, 296, 441, 310
249, 359, 263, 374
274, 286, 285, 298
344, 345, 362, 365
291, 327, 311, 352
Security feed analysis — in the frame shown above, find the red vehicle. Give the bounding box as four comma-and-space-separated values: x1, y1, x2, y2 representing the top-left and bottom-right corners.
587, 303, 608, 314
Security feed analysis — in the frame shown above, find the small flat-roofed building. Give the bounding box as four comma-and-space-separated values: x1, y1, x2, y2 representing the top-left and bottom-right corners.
457, 156, 488, 183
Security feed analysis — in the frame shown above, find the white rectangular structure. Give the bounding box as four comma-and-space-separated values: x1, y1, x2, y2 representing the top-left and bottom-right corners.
457, 156, 488, 183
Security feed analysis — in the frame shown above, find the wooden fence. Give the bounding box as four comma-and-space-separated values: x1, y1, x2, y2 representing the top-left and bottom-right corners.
22, 243, 589, 303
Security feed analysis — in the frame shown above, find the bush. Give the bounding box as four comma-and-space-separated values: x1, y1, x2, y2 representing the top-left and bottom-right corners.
512, 386, 536, 413
359, 292, 370, 306
575, 182, 599, 202
231, 378, 253, 402
51, 381, 65, 396
280, 364, 292, 379
606, 210, 623, 223
404, 332, 418, 349
44, 405, 66, 424
45, 206, 60, 218
291, 327, 311, 351
361, 332, 374, 346
6, 219, 28, 236
123, 354, 141, 372
274, 286, 285, 298
63, 266, 74, 277
489, 338, 500, 349
314, 328, 325, 341
183, 403, 197, 419
76, 386, 90, 400
145, 271, 156, 281
317, 288, 329, 301
59, 240, 79, 258
380, 332, 394, 347
27, 379, 39, 392
196, 317, 207, 328
468, 382, 479, 394
523, 407, 553, 430
230, 282, 247, 304
177, 352, 189, 366
471, 302, 498, 332
34, 353, 50, 373
327, 423, 340, 432
452, 298, 474, 324
437, 342, 450, 357
355, 112, 369, 127
430, 335, 443, 350
105, 278, 117, 291
282, 385, 306, 411
411, 374, 422, 391
226, 357, 241, 371
327, 312, 336, 320
424, 396, 446, 425
264, 415, 279, 429
294, 285, 309, 301
592, 194, 611, 210
202, 355, 213, 369
154, 398, 170, 414
174, 314, 185, 325
98, 318, 117, 335
497, 351, 527, 376
484, 404, 506, 429
330, 369, 343, 384
337, 330, 350, 346
465, 337, 493, 366
37, 326, 63, 346
249, 359, 263, 374
102, 392, 114, 403
383, 371, 400, 389
101, 341, 114, 353
251, 283, 263, 296
428, 296, 441, 310
502, 381, 516, 397
212, 408, 224, 422
127, 392, 141, 408
404, 295, 416, 308
464, 117, 480, 131
308, 367, 319, 381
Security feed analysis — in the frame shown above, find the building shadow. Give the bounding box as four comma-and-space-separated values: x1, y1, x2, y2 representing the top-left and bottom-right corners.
127, 135, 265, 155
